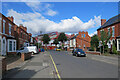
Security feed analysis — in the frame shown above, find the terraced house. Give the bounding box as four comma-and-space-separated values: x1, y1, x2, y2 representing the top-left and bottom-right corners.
0, 13, 16, 56
97, 14, 120, 53
14, 24, 33, 50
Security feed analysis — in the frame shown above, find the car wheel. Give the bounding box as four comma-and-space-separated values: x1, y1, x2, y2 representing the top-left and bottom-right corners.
17, 52, 21, 56
72, 54, 74, 56
32, 51, 34, 54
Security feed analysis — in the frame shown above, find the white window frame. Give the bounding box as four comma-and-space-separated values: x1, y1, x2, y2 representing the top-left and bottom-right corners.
0, 17, 2, 33
112, 26, 115, 37
9, 23, 12, 35
107, 27, 110, 36
117, 39, 120, 51
3, 19, 6, 34
7, 39, 16, 52
0, 36, 2, 55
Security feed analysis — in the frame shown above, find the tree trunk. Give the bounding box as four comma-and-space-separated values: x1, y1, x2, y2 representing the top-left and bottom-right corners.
45, 44, 47, 51
94, 47, 96, 52
103, 46, 104, 54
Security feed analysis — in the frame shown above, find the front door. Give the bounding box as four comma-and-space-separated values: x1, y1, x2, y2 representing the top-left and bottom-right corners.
2, 37, 6, 56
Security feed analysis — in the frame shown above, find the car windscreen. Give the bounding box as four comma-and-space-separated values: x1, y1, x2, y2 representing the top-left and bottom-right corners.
77, 49, 84, 52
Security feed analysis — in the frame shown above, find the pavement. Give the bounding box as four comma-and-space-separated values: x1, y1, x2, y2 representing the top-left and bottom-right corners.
3, 52, 57, 79
50, 51, 118, 78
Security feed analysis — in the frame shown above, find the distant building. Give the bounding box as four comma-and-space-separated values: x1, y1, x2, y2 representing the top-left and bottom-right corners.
68, 31, 91, 51
36, 31, 70, 49
97, 14, 120, 52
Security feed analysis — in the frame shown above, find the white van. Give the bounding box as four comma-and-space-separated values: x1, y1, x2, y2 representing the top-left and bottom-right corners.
17, 46, 38, 54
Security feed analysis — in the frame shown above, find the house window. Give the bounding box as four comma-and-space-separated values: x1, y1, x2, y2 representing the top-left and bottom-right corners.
3, 20, 6, 34
82, 34, 83, 37
9, 41, 12, 51
119, 40, 120, 50
9, 23, 12, 35
84, 34, 85, 37
13, 41, 16, 51
0, 18, 1, 32
8, 40, 16, 52
84, 44, 85, 48
112, 27, 115, 37
108, 28, 110, 36
21, 32, 22, 38
0, 37, 1, 54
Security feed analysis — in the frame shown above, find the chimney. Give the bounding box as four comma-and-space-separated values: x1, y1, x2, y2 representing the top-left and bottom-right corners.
24, 27, 27, 32
29, 33, 32, 37
19, 24, 24, 30
101, 19, 106, 26
7, 16, 14, 22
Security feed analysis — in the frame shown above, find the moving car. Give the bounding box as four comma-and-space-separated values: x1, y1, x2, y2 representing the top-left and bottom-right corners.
72, 48, 86, 57
17, 46, 38, 55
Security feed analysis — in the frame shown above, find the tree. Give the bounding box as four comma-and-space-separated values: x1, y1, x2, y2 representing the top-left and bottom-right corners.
58, 32, 67, 49
53, 39, 59, 47
90, 34, 99, 51
42, 34, 50, 50
99, 30, 112, 54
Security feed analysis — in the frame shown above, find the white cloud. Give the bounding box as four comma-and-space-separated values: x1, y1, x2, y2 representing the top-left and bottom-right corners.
25, 2, 57, 16
7, 9, 101, 35
89, 31, 97, 37
45, 9, 57, 16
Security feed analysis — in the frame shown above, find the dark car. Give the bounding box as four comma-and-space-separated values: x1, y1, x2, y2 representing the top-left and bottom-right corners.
72, 48, 86, 57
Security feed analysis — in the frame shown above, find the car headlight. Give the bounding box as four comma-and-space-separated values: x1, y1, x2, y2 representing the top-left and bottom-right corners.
78, 52, 81, 54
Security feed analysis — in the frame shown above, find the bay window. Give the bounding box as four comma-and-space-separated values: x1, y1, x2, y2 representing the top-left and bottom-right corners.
8, 39, 16, 52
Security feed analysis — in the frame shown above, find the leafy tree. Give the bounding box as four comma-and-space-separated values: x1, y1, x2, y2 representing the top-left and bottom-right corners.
90, 34, 99, 51
99, 30, 112, 54
58, 32, 67, 49
42, 34, 50, 50
53, 39, 59, 47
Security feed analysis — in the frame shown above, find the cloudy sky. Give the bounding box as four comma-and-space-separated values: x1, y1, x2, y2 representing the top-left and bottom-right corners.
1, 1, 118, 36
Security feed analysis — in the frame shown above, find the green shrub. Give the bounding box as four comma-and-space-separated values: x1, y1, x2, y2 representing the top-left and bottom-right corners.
112, 45, 118, 54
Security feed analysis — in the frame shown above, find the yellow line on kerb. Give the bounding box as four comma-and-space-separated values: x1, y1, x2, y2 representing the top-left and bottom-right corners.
49, 54, 61, 80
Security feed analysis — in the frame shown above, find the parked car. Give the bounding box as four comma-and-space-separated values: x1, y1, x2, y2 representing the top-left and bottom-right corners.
17, 46, 38, 55
56, 47, 61, 51
72, 48, 86, 57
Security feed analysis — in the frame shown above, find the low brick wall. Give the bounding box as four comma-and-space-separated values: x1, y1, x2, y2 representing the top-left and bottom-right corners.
85, 51, 101, 55
21, 52, 32, 61
0, 57, 7, 79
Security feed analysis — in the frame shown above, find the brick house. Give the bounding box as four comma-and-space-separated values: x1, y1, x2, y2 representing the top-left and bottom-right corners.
0, 13, 16, 56
97, 14, 120, 52
14, 24, 31, 50
69, 31, 91, 51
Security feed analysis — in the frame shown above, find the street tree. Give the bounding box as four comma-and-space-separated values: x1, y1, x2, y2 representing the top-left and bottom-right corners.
42, 34, 50, 50
99, 30, 112, 54
58, 32, 67, 49
53, 39, 59, 47
90, 34, 99, 51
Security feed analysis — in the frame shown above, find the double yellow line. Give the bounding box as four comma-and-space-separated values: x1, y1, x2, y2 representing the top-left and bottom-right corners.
49, 54, 61, 80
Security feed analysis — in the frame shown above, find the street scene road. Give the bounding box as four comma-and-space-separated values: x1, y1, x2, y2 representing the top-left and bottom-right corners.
50, 51, 118, 78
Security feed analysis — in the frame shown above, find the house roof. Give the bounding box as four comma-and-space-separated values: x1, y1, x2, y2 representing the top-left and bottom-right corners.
70, 34, 79, 40
97, 14, 120, 30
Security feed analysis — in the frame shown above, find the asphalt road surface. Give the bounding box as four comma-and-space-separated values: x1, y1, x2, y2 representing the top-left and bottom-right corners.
49, 51, 118, 78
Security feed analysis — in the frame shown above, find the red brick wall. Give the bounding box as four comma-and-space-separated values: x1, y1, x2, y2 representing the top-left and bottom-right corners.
97, 23, 120, 40
76, 31, 91, 51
